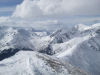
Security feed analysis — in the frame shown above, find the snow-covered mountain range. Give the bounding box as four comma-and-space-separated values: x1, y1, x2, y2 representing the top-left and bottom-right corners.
49, 23, 100, 75
0, 23, 100, 75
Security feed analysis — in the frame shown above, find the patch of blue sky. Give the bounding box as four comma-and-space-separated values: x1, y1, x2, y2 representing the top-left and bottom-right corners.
0, 0, 23, 16
0, 0, 23, 7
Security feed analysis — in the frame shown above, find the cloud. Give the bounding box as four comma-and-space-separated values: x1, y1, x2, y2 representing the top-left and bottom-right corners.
0, 0, 100, 31
13, 0, 43, 18
13, 0, 100, 18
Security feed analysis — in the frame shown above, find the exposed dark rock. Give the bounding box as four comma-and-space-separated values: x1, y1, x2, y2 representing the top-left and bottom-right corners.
0, 48, 20, 61
0, 48, 33, 61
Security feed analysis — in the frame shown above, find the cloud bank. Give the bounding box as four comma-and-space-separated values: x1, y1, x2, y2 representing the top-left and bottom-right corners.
13, 0, 100, 18
0, 0, 100, 31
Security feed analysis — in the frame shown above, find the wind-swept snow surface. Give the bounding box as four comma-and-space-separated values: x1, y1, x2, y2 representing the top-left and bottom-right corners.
50, 23, 100, 75
0, 23, 100, 75
0, 51, 88, 75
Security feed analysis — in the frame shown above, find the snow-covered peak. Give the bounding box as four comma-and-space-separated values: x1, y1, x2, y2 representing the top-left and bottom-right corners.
74, 24, 90, 31
92, 23, 100, 27
49, 23, 100, 75
0, 23, 100, 75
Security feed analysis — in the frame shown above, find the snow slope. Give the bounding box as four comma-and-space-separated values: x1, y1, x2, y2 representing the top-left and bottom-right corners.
0, 23, 100, 75
49, 23, 100, 75
0, 51, 88, 75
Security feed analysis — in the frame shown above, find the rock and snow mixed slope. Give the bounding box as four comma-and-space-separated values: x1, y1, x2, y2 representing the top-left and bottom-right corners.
49, 23, 100, 75
0, 51, 88, 75
0, 23, 100, 75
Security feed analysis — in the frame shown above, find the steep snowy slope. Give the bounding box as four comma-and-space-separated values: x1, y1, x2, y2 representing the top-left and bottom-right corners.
0, 51, 89, 75
0, 23, 100, 75
49, 23, 100, 75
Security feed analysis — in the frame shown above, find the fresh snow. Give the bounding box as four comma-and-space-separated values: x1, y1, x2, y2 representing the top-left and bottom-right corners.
0, 51, 88, 75
0, 23, 100, 75
50, 23, 100, 75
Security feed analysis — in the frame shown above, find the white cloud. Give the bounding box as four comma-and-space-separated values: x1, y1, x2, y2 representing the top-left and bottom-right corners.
0, 0, 100, 31
13, 0, 43, 18
12, 0, 100, 18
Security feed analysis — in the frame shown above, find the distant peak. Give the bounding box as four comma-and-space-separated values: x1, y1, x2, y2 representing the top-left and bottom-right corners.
75, 24, 89, 31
